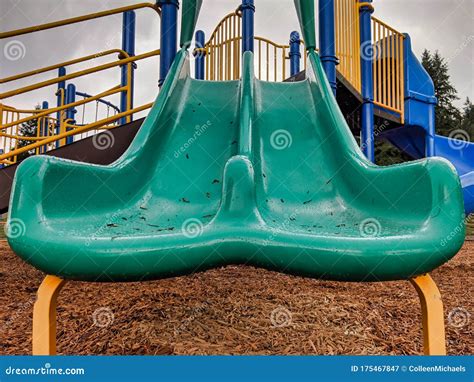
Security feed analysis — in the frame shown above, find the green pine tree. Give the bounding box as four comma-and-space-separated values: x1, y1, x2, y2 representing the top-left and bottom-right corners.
17, 105, 40, 161
460, 97, 474, 141
421, 50, 461, 136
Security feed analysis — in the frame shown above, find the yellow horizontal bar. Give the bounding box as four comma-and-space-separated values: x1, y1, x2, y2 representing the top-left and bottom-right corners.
0, 3, 160, 40
373, 101, 403, 115
1, 85, 125, 131
0, 103, 153, 162
0, 50, 159, 99
371, 16, 405, 37
0, 103, 42, 113
255, 36, 289, 50
0, 49, 129, 84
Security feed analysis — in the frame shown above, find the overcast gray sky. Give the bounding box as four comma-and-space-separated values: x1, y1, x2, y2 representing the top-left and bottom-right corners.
1, 0, 473, 122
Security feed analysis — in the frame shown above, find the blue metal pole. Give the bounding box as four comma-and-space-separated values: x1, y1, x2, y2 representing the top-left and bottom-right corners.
241, 0, 255, 53
194, 30, 205, 80
359, 0, 375, 162
426, 103, 436, 157
120, 10, 136, 125
289, 31, 301, 77
65, 84, 76, 145
158, 0, 179, 86
41, 101, 49, 154
56, 66, 66, 148
319, 0, 338, 95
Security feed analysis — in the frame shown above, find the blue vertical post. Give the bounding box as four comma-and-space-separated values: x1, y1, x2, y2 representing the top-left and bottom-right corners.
241, 0, 255, 53
65, 84, 76, 145
56, 66, 66, 148
40, 101, 49, 154
120, 10, 136, 125
359, 0, 375, 162
426, 103, 436, 157
194, 30, 205, 80
289, 31, 301, 77
158, 0, 179, 86
319, 0, 338, 95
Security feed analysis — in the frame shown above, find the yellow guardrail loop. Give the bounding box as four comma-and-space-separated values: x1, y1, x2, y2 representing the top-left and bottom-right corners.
204, 8, 307, 82
0, 2, 162, 166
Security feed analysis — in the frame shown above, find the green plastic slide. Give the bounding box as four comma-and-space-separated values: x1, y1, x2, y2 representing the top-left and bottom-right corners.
7, 1, 465, 282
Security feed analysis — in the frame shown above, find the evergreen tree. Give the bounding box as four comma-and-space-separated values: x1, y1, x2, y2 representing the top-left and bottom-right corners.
421, 50, 461, 136
460, 97, 474, 141
17, 105, 40, 161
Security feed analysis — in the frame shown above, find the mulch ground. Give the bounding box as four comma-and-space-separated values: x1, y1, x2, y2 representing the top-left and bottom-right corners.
0, 240, 472, 355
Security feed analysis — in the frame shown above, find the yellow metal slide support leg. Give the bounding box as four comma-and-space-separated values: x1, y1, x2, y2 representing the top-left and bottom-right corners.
32, 275, 66, 355
409, 274, 446, 355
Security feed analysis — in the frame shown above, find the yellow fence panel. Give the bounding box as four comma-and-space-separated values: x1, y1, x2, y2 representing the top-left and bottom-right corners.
335, 0, 361, 92
372, 17, 405, 120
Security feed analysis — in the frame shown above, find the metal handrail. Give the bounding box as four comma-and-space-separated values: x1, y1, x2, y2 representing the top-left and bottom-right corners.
0, 49, 160, 100
0, 3, 160, 39
0, 2, 163, 166
0, 49, 129, 85
0, 86, 125, 131
76, 91, 121, 115
0, 103, 153, 162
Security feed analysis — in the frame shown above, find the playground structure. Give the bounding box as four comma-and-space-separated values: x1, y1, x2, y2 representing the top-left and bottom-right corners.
1, 0, 471, 356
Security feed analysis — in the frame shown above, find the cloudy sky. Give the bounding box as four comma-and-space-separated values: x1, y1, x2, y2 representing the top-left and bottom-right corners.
1, 0, 472, 122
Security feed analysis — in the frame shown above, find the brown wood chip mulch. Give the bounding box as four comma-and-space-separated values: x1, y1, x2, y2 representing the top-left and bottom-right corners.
0, 240, 472, 355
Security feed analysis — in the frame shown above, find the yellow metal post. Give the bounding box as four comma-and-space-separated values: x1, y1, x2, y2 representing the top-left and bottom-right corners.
32, 275, 66, 355
409, 274, 447, 355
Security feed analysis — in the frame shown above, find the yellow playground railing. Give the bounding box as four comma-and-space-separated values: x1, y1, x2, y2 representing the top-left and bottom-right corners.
335, 0, 361, 92
0, 3, 161, 166
204, 2, 404, 122
335, 1, 405, 120
204, 10, 242, 81
372, 17, 405, 120
202, 8, 307, 82
1, 1, 408, 166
